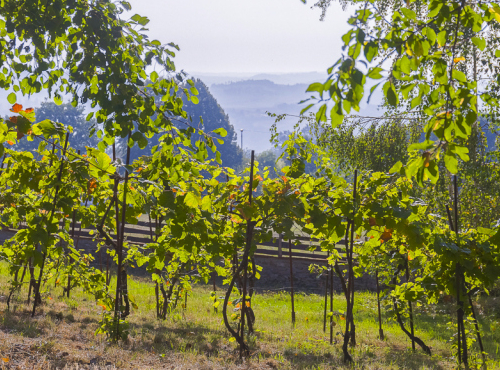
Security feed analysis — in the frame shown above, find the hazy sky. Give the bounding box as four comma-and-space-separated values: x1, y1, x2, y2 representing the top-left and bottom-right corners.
126, 0, 351, 74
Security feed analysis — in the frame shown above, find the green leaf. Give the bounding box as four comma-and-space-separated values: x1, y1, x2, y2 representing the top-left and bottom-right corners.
213, 128, 227, 137
452, 69, 466, 83
444, 154, 458, 173
389, 161, 403, 173
454, 145, 469, 161
54, 95, 63, 105
400, 55, 411, 75
437, 31, 447, 48
424, 27, 436, 45
364, 41, 378, 62
367, 67, 383, 79
184, 192, 200, 208
306, 83, 324, 94
150, 71, 158, 82
471, 37, 486, 51
316, 104, 327, 123
300, 103, 314, 115
201, 195, 212, 212
385, 84, 398, 107
7, 92, 16, 104
330, 104, 344, 128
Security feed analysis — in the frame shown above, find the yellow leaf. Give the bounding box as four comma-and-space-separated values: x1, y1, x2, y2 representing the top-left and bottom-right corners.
2, 357, 9, 363
405, 42, 413, 56
453, 56, 465, 63
490, 7, 500, 23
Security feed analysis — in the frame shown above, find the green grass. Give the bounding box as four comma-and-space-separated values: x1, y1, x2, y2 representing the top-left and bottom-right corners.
1, 261, 500, 369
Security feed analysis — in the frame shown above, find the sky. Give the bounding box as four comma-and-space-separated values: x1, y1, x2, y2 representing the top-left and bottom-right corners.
125, 0, 351, 75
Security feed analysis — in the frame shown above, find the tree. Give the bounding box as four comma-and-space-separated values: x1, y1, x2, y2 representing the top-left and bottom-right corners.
128, 79, 243, 169
313, 116, 422, 173
303, 0, 500, 185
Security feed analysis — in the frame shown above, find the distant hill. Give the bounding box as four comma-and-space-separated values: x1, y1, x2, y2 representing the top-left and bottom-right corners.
192, 71, 327, 86
208, 80, 311, 152
207, 78, 385, 152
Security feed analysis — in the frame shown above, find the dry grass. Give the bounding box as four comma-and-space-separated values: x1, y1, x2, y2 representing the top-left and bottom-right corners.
1, 263, 500, 369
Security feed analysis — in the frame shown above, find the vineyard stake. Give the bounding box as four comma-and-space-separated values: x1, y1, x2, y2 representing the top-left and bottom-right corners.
323, 251, 329, 333
465, 277, 486, 366
454, 175, 468, 367
329, 255, 333, 344
376, 270, 384, 340
405, 258, 415, 352
112, 142, 120, 288
240, 150, 255, 357
288, 239, 295, 325
27, 257, 34, 304
148, 213, 160, 318
446, 204, 461, 364
67, 149, 80, 299
32, 133, 70, 317
212, 271, 217, 313
106, 252, 110, 287
113, 134, 132, 340
342, 169, 357, 362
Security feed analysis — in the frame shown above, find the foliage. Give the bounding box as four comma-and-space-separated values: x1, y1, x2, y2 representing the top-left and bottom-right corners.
303, 0, 500, 185
12, 101, 99, 153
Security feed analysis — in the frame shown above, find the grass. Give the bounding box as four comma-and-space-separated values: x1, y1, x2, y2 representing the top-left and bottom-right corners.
1, 261, 500, 369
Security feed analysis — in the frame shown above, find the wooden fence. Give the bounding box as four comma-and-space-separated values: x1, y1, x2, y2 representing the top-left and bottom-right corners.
3, 220, 342, 263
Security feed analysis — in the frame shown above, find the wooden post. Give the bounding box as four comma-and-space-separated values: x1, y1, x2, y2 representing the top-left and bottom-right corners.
323, 251, 329, 333
113, 134, 131, 340
342, 169, 357, 362
239, 150, 255, 357
406, 260, 415, 351
278, 234, 283, 258
376, 270, 384, 340
213, 271, 217, 313
106, 252, 110, 287
454, 176, 468, 367
329, 256, 334, 344
467, 288, 486, 365
67, 151, 79, 298
288, 240, 295, 325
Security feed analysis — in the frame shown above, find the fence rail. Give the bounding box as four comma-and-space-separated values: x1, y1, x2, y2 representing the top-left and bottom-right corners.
1, 220, 347, 263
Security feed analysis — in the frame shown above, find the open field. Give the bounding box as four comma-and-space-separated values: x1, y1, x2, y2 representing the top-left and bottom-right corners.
1, 262, 500, 370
